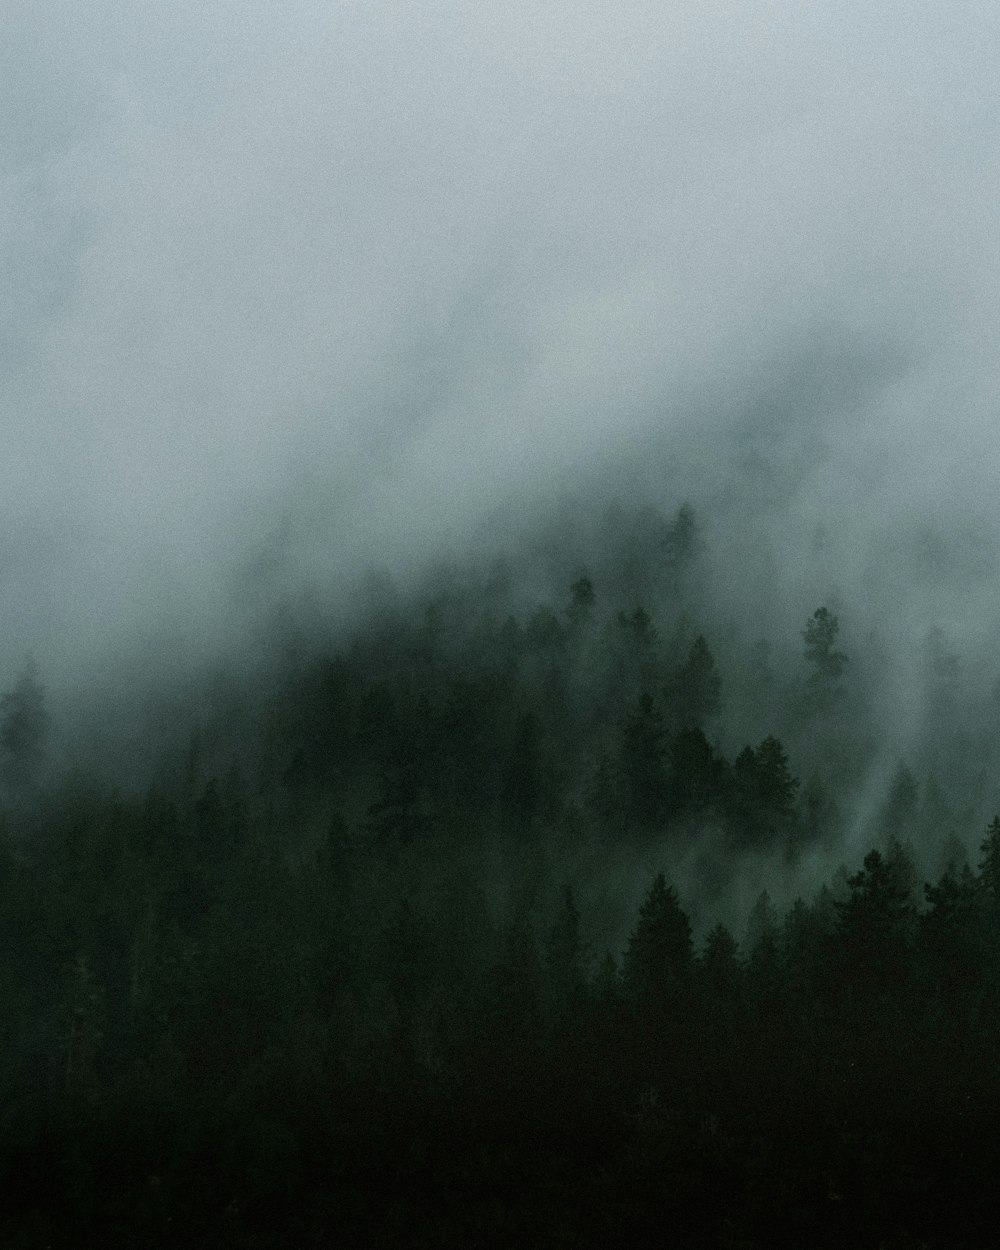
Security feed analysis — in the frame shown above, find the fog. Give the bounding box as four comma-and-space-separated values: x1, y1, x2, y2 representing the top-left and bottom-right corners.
3, 0, 1000, 716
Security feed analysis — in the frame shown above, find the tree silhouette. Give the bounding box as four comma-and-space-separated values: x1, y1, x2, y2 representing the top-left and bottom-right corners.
622, 873, 692, 1009
802, 607, 848, 708
0, 659, 48, 785
668, 634, 721, 729
620, 693, 667, 829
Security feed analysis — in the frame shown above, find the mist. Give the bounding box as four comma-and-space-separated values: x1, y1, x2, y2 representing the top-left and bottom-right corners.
7, 8, 1000, 1240
2, 1, 998, 699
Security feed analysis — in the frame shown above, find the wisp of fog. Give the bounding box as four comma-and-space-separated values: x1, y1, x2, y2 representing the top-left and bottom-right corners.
2, 0, 999, 709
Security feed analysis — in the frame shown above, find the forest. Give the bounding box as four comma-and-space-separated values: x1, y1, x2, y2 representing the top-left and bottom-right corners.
1, 498, 999, 1248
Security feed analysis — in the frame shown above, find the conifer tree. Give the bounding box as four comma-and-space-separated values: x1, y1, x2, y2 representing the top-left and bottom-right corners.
0, 659, 48, 786
802, 606, 848, 709
545, 885, 585, 1018
620, 693, 667, 829
668, 634, 721, 729
622, 874, 692, 1008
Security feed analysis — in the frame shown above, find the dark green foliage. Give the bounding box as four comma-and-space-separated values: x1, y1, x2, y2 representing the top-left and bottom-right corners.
502, 710, 543, 831
667, 726, 728, 813
1, 503, 1000, 1247
921, 863, 982, 1008
0, 659, 47, 785
835, 842, 917, 997
978, 813, 1000, 907
802, 606, 848, 709
700, 923, 741, 999
622, 873, 692, 1008
667, 633, 721, 729
802, 606, 847, 679
619, 693, 667, 829
801, 772, 841, 844
879, 762, 919, 840
730, 735, 799, 849
545, 885, 586, 1019
662, 501, 699, 574
606, 604, 661, 701
585, 748, 620, 834
565, 575, 596, 631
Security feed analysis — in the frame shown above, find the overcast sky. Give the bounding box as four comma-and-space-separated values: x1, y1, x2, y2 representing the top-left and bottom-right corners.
3, 0, 1000, 685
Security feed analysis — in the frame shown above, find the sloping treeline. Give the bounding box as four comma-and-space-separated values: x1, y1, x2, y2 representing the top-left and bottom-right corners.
0, 501, 996, 1246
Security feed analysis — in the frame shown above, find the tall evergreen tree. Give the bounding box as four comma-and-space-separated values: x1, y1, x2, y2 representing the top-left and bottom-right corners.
802, 606, 848, 709
978, 814, 1000, 908
836, 843, 917, 997
545, 885, 586, 1019
668, 634, 721, 729
622, 873, 692, 1008
0, 659, 48, 786
502, 711, 543, 832
620, 694, 667, 829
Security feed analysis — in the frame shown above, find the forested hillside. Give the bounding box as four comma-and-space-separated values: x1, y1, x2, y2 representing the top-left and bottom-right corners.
1, 499, 998, 1248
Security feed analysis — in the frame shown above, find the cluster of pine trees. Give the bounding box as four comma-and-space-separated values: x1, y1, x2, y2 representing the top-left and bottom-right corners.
0, 501, 996, 1246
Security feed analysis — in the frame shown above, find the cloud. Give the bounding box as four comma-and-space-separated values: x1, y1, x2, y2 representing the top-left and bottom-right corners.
1, 0, 999, 687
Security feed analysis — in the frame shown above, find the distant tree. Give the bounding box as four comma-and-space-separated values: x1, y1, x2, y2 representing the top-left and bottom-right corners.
782, 894, 836, 1005
622, 873, 692, 1008
593, 950, 621, 1010
730, 736, 799, 849
802, 607, 848, 708
502, 711, 542, 832
0, 659, 48, 785
879, 763, 919, 840
746, 890, 780, 960
970, 815, 1000, 998
745, 891, 783, 1012
525, 606, 566, 654
836, 843, 917, 997
801, 773, 841, 845
934, 829, 968, 881
700, 923, 741, 1000
757, 735, 799, 814
921, 863, 982, 1010
620, 693, 667, 829
488, 917, 543, 1062
667, 635, 721, 729
565, 575, 596, 631
617, 605, 659, 660
484, 557, 513, 608
193, 778, 226, 856
545, 885, 586, 1018
667, 727, 728, 813
596, 604, 661, 713
585, 748, 621, 834
61, 953, 106, 1104
977, 815, 1000, 914
663, 502, 700, 574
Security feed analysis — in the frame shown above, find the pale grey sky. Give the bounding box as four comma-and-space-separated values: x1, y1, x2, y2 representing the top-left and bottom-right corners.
2, 1, 1000, 683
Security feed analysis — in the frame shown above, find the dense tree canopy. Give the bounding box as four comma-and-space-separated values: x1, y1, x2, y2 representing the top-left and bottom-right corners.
0, 499, 997, 1246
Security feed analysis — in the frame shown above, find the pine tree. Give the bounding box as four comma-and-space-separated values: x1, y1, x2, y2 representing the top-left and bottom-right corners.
565, 575, 596, 631
545, 885, 585, 1018
701, 923, 741, 999
663, 502, 699, 575
802, 607, 848, 709
0, 659, 48, 786
622, 874, 692, 1008
978, 815, 1000, 908
836, 844, 917, 997
667, 727, 728, 813
730, 736, 799, 849
879, 763, 919, 840
620, 694, 667, 829
503, 711, 542, 832
668, 634, 721, 729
